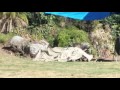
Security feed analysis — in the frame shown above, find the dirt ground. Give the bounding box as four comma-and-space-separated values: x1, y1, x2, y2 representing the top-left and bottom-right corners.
0, 44, 14, 56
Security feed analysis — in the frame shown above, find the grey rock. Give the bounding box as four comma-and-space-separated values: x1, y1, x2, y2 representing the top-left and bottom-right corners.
29, 40, 49, 58
5, 35, 30, 56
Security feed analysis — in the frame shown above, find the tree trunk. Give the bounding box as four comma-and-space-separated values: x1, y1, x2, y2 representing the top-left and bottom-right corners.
1, 21, 7, 33
9, 19, 13, 32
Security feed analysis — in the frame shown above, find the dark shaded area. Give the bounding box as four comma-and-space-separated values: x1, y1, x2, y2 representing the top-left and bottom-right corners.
53, 38, 59, 47
115, 36, 120, 55
2, 45, 30, 57
96, 59, 115, 62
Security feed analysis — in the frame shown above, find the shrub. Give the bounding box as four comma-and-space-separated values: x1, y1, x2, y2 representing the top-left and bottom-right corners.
90, 47, 98, 57
0, 33, 15, 44
57, 27, 90, 47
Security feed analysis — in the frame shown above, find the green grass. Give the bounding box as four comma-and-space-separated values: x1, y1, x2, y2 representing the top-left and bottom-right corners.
1, 52, 120, 78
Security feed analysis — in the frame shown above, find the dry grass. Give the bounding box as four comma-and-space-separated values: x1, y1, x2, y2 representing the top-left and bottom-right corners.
1, 47, 120, 78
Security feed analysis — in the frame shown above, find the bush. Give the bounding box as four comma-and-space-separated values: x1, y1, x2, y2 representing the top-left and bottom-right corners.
90, 47, 98, 57
57, 27, 90, 47
46, 35, 55, 47
27, 25, 60, 47
0, 33, 15, 44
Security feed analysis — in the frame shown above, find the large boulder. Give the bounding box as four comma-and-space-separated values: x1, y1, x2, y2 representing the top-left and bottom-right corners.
29, 39, 49, 58
4, 35, 30, 56
29, 43, 45, 58
57, 47, 93, 62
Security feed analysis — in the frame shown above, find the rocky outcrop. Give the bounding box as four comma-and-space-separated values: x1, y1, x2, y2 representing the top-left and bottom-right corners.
33, 46, 93, 62
57, 47, 93, 62
4, 35, 30, 56
29, 39, 49, 58
4, 36, 93, 62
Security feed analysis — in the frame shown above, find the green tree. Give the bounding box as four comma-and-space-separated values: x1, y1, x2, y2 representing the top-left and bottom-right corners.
57, 27, 90, 47
101, 14, 120, 39
0, 12, 28, 33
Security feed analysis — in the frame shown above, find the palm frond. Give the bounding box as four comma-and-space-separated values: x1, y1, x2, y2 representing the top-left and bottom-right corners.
18, 13, 28, 25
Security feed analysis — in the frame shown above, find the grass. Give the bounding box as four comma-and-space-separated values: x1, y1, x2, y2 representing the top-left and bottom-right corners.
1, 50, 120, 78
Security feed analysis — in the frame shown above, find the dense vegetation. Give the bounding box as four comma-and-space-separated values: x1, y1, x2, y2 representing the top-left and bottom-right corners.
0, 12, 120, 57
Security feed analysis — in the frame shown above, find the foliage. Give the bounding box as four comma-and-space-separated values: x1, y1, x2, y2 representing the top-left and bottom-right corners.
101, 14, 120, 25
90, 47, 98, 57
0, 12, 120, 55
0, 33, 15, 44
27, 24, 59, 46
27, 12, 56, 26
101, 14, 120, 39
26, 12, 58, 46
0, 12, 28, 33
111, 24, 120, 40
57, 27, 90, 47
